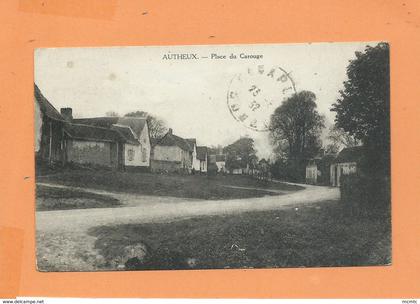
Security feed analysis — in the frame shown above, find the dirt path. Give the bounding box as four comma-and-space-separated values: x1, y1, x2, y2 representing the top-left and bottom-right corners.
36, 182, 339, 271
221, 184, 288, 194
37, 182, 339, 233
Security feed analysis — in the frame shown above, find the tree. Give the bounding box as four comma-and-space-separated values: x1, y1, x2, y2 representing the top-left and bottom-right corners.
223, 137, 257, 171
124, 111, 168, 140
331, 42, 390, 175
105, 111, 119, 117
269, 90, 325, 181
326, 125, 360, 154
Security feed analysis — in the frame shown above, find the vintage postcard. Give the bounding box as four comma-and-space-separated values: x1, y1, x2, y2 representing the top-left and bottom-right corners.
34, 42, 391, 272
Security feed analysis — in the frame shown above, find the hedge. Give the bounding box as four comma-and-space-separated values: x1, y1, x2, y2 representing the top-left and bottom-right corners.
340, 173, 391, 217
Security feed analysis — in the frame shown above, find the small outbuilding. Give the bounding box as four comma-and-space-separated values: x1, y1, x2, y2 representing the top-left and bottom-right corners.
151, 128, 193, 173
330, 146, 364, 187
305, 155, 335, 185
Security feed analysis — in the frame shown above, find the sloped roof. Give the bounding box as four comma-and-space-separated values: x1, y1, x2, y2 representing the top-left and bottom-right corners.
73, 117, 119, 128
186, 138, 196, 148
150, 138, 161, 147
73, 117, 147, 137
307, 154, 336, 167
196, 146, 208, 160
334, 146, 364, 163
118, 117, 147, 137
65, 123, 125, 143
111, 125, 139, 145
34, 84, 65, 121
155, 132, 192, 151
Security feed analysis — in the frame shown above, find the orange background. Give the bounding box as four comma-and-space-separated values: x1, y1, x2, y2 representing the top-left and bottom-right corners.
0, 0, 419, 299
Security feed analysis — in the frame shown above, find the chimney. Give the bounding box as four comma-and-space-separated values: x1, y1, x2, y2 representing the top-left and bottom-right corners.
60, 108, 73, 122
168, 128, 173, 135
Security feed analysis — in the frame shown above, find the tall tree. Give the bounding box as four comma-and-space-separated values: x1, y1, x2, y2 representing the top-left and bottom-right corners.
124, 111, 168, 140
326, 125, 360, 154
269, 91, 325, 181
269, 90, 325, 160
331, 42, 390, 175
224, 137, 257, 171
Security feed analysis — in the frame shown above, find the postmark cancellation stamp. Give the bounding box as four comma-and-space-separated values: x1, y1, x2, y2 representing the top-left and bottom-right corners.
227, 65, 296, 132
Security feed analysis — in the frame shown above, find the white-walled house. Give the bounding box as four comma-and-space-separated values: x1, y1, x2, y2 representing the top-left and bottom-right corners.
112, 123, 150, 169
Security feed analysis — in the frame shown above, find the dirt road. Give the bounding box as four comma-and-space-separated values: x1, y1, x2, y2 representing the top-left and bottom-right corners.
36, 182, 339, 233
36, 182, 339, 271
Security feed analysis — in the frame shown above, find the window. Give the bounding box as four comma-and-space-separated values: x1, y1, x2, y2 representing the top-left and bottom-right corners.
127, 149, 135, 161
142, 148, 147, 162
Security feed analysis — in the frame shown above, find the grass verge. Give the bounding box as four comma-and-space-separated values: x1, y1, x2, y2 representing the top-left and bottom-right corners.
37, 169, 303, 200
88, 200, 391, 270
36, 185, 121, 211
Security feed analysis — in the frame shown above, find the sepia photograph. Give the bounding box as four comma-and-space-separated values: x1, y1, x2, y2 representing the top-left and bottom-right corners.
34, 42, 391, 272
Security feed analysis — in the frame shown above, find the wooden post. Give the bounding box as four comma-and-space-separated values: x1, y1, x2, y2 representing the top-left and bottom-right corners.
61, 126, 66, 166
48, 121, 52, 165
116, 141, 119, 170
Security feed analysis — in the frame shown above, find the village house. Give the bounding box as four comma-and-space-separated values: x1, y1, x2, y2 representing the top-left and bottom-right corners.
72, 116, 151, 171
34, 84, 67, 166
64, 122, 125, 169
35, 84, 150, 171
196, 146, 208, 173
151, 128, 193, 173
330, 146, 364, 187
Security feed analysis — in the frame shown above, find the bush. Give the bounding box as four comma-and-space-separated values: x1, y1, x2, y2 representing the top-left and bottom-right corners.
340, 173, 390, 217
271, 159, 306, 182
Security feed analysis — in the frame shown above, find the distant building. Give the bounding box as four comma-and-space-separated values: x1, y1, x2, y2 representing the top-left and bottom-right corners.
306, 159, 320, 185
215, 154, 227, 173
330, 146, 364, 187
151, 128, 193, 173
305, 154, 336, 185
196, 146, 208, 173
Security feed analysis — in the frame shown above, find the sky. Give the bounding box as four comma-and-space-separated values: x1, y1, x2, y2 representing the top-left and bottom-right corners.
35, 42, 376, 158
